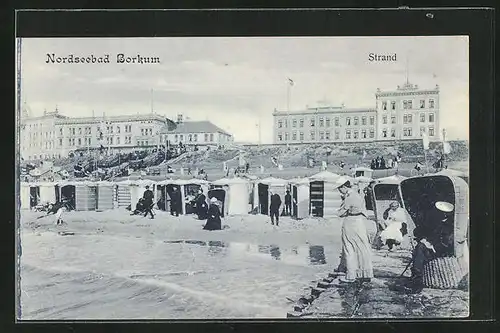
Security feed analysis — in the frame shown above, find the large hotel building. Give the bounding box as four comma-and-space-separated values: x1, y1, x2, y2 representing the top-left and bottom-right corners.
273, 82, 440, 144
19, 109, 233, 161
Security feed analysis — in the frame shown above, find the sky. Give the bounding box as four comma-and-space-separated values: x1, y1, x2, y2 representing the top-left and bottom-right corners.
19, 36, 469, 143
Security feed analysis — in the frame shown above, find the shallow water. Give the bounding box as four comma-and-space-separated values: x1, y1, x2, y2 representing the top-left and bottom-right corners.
20, 231, 341, 319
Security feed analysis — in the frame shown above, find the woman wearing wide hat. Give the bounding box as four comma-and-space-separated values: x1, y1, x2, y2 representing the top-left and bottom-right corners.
334, 177, 374, 284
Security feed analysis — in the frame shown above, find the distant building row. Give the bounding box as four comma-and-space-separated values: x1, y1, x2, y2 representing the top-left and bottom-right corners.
19, 110, 233, 161
272, 82, 440, 144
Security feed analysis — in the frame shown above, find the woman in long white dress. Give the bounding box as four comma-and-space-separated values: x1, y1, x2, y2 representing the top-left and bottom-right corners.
335, 178, 374, 284
380, 201, 408, 251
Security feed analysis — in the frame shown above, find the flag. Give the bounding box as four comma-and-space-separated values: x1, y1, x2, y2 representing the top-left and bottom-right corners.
322, 161, 327, 170
422, 133, 430, 150
362, 150, 367, 159
287, 77, 294, 86
443, 142, 452, 154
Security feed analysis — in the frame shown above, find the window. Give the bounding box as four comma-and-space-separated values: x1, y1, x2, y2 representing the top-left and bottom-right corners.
299, 118, 304, 127
335, 131, 340, 140
116, 137, 120, 145
174, 134, 178, 142
429, 99, 435, 108
429, 127, 435, 136
77, 138, 81, 146
299, 132, 304, 141
284, 132, 289, 141
68, 138, 71, 145
361, 130, 367, 138
429, 113, 435, 122
278, 120, 283, 128
117, 126, 120, 133
292, 132, 297, 140
408, 101, 413, 109
284, 120, 288, 128
310, 118, 315, 127
382, 101, 387, 110
391, 116, 396, 124
403, 115, 408, 124
88, 138, 91, 145
325, 117, 331, 127
110, 137, 114, 144
382, 129, 387, 138
59, 128, 63, 135
383, 116, 387, 124
210, 133, 214, 141
370, 116, 375, 126
188, 134, 192, 142
319, 131, 324, 140
354, 117, 359, 126
278, 133, 283, 141
346, 130, 351, 139
78, 128, 82, 135
325, 131, 330, 140
335, 117, 339, 126
205, 134, 209, 141
180, 135, 184, 141
408, 114, 412, 123
141, 129, 144, 136
369, 129, 375, 138
310, 131, 315, 140
420, 100, 425, 108
353, 131, 359, 139
110, 126, 114, 134
391, 128, 396, 137
361, 117, 366, 125
403, 100, 408, 109
391, 101, 396, 110
59, 138, 62, 146
403, 128, 408, 137
292, 119, 297, 128
420, 127, 426, 136
346, 117, 351, 126
194, 134, 198, 141
319, 117, 324, 127
420, 113, 425, 122
408, 128, 413, 137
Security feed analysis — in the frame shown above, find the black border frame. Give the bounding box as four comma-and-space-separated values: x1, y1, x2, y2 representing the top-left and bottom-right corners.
3, 5, 496, 333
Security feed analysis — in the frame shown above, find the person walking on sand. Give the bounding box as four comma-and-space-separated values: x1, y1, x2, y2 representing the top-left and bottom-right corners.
142, 185, 155, 219
335, 177, 374, 284
270, 191, 282, 226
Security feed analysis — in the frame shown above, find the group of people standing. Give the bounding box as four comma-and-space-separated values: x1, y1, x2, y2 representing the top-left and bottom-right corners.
370, 154, 401, 170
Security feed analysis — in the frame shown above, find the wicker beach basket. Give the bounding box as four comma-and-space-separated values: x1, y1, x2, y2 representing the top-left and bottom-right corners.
423, 256, 467, 289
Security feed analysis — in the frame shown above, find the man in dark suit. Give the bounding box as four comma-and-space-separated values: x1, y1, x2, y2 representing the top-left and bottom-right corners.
270, 191, 282, 226
170, 187, 181, 217
142, 185, 155, 219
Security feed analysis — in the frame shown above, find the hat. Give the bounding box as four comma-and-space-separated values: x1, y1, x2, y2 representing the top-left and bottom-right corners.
334, 176, 351, 189
435, 201, 454, 213
145, 185, 150, 189
210, 197, 218, 203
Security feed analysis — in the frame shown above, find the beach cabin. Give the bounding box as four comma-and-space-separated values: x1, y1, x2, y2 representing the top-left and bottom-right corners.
155, 179, 175, 211
38, 182, 59, 204
173, 178, 210, 215
211, 177, 251, 216
59, 181, 98, 211
115, 179, 133, 208
352, 167, 374, 179
308, 171, 343, 218
400, 174, 469, 288
256, 177, 288, 215
290, 177, 310, 220
20, 182, 31, 210
95, 181, 115, 211
369, 175, 407, 224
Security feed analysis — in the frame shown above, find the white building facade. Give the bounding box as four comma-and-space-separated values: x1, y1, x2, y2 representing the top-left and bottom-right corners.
19, 109, 176, 161
273, 106, 377, 144
272, 82, 440, 144
375, 82, 440, 141
160, 120, 234, 146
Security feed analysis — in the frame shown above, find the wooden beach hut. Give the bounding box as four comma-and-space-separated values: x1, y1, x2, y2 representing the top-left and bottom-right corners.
352, 166, 374, 179
173, 178, 210, 215
95, 181, 115, 211
59, 181, 98, 211
400, 174, 469, 288
211, 177, 251, 216
256, 177, 288, 215
308, 171, 344, 218
290, 177, 310, 220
